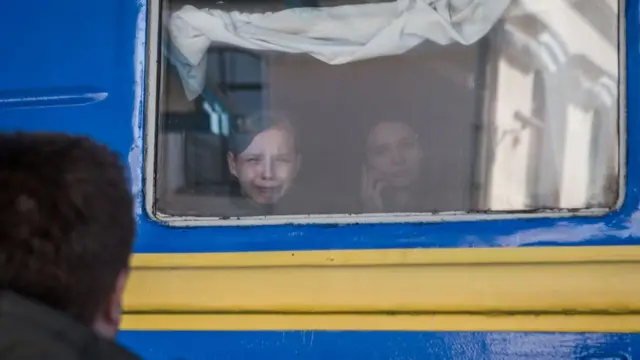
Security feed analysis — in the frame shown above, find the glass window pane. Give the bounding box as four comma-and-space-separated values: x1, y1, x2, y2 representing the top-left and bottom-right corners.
153, 0, 622, 222
227, 90, 263, 115
225, 51, 263, 84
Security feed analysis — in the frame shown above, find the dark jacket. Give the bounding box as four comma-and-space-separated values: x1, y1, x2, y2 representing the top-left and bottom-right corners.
0, 291, 140, 360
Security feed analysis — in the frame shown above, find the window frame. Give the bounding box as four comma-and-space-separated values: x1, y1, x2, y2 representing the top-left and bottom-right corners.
144, 0, 627, 227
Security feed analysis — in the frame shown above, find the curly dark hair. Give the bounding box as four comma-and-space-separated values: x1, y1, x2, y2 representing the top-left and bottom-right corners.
0, 132, 135, 325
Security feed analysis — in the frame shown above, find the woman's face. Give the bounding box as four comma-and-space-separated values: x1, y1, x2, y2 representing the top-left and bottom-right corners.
228, 127, 300, 205
366, 121, 422, 188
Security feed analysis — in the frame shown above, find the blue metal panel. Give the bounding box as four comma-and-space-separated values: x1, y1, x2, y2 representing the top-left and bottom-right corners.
119, 331, 637, 359
0, 0, 636, 254
0, 0, 140, 152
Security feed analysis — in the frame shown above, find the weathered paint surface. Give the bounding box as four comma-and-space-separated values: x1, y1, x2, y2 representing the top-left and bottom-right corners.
1, 0, 638, 358
119, 331, 638, 359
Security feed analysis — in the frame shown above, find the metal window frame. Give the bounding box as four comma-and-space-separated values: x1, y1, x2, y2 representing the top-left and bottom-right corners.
144, 0, 626, 227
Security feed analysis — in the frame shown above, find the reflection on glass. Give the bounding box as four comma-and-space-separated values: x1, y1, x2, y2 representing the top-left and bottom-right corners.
154, 0, 621, 220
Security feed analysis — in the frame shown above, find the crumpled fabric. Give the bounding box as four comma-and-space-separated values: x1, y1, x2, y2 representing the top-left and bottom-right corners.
168, 0, 512, 99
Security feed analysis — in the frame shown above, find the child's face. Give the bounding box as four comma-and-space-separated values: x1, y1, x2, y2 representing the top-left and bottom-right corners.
228, 127, 299, 205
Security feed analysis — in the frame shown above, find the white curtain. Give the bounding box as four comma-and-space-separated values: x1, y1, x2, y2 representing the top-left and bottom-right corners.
168, 0, 513, 99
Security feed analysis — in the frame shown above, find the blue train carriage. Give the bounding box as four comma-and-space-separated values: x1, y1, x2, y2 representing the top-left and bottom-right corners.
0, 0, 635, 358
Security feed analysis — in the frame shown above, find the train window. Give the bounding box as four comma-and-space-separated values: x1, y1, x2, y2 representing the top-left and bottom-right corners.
148, 0, 622, 225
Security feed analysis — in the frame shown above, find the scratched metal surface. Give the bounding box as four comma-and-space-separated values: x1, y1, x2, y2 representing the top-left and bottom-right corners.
118, 331, 638, 359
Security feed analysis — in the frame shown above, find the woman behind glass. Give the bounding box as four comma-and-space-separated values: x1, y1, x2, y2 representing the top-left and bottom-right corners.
361, 120, 428, 213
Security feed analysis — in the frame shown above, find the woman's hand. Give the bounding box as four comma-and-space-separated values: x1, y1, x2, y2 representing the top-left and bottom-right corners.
361, 165, 385, 213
